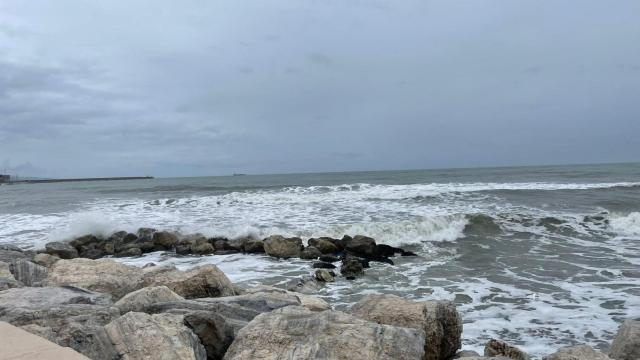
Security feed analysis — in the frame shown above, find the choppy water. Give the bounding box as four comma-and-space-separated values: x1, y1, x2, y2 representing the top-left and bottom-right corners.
1, 163, 639, 357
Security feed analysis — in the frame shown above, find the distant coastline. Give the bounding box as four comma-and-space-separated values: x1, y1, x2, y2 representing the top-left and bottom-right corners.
6, 176, 153, 184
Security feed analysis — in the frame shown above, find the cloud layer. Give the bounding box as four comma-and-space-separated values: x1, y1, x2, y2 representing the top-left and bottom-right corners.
1, 1, 639, 177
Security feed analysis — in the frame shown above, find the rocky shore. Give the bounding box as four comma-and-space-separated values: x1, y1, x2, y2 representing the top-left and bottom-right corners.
0, 229, 638, 360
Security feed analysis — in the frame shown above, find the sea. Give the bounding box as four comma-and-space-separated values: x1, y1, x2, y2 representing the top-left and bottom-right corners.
1, 163, 639, 357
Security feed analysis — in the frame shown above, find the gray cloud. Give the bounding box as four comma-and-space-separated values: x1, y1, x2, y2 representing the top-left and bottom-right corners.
0, 0, 639, 177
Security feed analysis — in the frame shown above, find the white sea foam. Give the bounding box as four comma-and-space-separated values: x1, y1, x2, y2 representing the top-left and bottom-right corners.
610, 212, 640, 236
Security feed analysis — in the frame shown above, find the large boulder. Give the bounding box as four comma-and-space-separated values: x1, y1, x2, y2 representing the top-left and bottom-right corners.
484, 339, 529, 360
105, 312, 206, 360
33, 253, 61, 267
543, 345, 611, 360
241, 237, 265, 253
0, 286, 119, 359
153, 231, 179, 248
300, 246, 322, 260
46, 258, 144, 299
349, 294, 462, 360
0, 261, 21, 290
340, 257, 364, 278
308, 238, 339, 254
610, 320, 640, 360
263, 235, 303, 259
343, 235, 377, 256
115, 286, 185, 314
224, 305, 425, 360
0, 246, 32, 264
143, 264, 236, 299
0, 321, 91, 360
10, 259, 48, 286
45, 241, 79, 259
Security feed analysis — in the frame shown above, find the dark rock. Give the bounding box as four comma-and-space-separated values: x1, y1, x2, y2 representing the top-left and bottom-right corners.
115, 247, 142, 257
340, 257, 364, 279
312, 262, 336, 269
137, 227, 157, 238
45, 241, 78, 259
176, 244, 192, 255
401, 250, 419, 256
300, 246, 322, 260
153, 231, 178, 248
308, 238, 340, 254
241, 238, 264, 253
69, 234, 101, 249
376, 244, 403, 257
319, 254, 340, 263
192, 242, 215, 255
78, 247, 105, 259
213, 239, 241, 253
343, 235, 377, 256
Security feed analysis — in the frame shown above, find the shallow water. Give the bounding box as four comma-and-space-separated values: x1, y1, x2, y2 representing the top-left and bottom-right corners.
1, 163, 639, 357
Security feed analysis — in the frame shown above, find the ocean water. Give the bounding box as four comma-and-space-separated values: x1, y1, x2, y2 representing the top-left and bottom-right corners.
1, 163, 639, 357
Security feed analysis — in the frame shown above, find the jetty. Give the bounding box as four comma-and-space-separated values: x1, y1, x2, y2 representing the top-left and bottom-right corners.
1, 175, 153, 184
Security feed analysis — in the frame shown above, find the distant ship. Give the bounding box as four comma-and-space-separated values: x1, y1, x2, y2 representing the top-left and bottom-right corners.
233, 173, 247, 176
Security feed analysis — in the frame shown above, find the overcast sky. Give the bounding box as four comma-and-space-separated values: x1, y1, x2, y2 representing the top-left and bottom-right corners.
1, 1, 639, 177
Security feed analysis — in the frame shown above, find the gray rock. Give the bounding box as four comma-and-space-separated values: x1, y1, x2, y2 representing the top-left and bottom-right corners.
153, 231, 179, 248
314, 269, 335, 282
349, 294, 462, 360
10, 259, 48, 286
300, 246, 322, 260
0, 244, 23, 252
143, 264, 236, 299
45, 241, 79, 259
0, 286, 119, 359
543, 345, 611, 360
192, 241, 215, 254
484, 339, 529, 360
115, 286, 185, 314
105, 312, 206, 360
137, 227, 157, 238
0, 248, 32, 263
263, 235, 303, 259
454, 350, 482, 358
0, 260, 22, 290
224, 305, 426, 360
46, 258, 144, 300
610, 320, 640, 360
33, 253, 61, 267
286, 276, 321, 294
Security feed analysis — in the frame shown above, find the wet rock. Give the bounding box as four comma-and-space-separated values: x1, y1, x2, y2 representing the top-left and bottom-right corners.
313, 261, 337, 269
344, 235, 377, 256
224, 306, 426, 360
69, 234, 101, 249
286, 276, 321, 294
543, 345, 611, 360
45, 241, 78, 259
263, 235, 303, 259
10, 259, 47, 286
0, 244, 23, 252
243, 285, 330, 312
610, 320, 640, 360
349, 294, 462, 360
143, 264, 236, 299
242, 237, 265, 253
340, 257, 364, 279
484, 339, 530, 360
105, 312, 206, 360
137, 227, 157, 238
454, 350, 481, 358
192, 241, 215, 254
33, 253, 61, 267
314, 269, 335, 282
376, 244, 404, 257
308, 237, 340, 254
114, 247, 142, 257
319, 254, 340, 262
153, 231, 179, 248
115, 286, 185, 314
0, 286, 119, 359
300, 246, 322, 260
46, 258, 144, 299
212, 238, 240, 253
